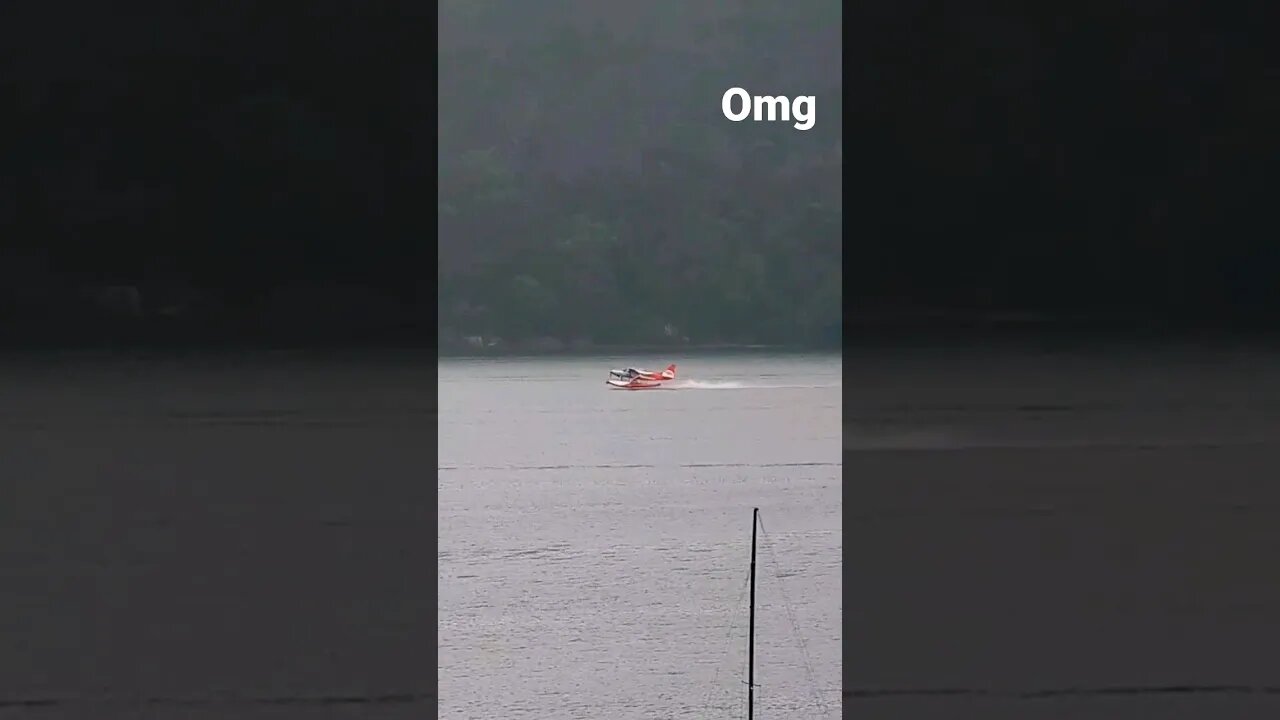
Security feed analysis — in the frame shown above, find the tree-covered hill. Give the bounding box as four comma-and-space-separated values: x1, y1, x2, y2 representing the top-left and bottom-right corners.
437, 0, 844, 349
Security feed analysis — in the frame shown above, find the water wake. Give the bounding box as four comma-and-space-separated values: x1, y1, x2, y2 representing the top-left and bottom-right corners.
675, 380, 748, 389
673, 379, 840, 390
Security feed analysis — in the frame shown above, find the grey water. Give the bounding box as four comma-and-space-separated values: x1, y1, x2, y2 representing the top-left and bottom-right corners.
438, 354, 842, 719
11, 345, 1271, 718
839, 345, 1280, 451
841, 345, 1280, 718
0, 353, 436, 718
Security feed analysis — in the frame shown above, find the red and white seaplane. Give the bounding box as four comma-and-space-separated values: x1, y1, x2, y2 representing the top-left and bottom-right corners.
605, 363, 677, 389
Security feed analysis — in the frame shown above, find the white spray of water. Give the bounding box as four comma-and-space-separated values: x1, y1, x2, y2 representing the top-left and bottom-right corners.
671, 379, 841, 390
675, 380, 747, 390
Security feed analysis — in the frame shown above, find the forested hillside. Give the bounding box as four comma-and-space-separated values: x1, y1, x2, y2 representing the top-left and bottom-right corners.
1, 4, 426, 345
437, 0, 844, 349
7, 2, 1274, 349
852, 4, 1280, 327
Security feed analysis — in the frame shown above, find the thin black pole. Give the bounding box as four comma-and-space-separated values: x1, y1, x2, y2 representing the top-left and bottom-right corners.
748, 507, 758, 720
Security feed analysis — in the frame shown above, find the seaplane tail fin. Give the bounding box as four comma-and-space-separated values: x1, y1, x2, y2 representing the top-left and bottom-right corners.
662, 363, 677, 379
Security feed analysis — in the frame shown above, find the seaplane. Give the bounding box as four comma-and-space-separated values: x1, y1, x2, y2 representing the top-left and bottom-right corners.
605, 363, 677, 389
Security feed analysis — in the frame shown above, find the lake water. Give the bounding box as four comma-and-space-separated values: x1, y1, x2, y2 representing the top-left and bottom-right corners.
839, 345, 1280, 719
438, 354, 842, 719
0, 352, 437, 718
10, 346, 1271, 718
839, 345, 1280, 450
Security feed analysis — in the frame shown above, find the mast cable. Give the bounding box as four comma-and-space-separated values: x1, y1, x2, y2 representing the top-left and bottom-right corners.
758, 514, 834, 719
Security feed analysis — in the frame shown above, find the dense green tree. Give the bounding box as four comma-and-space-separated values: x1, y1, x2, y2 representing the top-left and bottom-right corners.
437, 0, 844, 348
6, 1, 1276, 348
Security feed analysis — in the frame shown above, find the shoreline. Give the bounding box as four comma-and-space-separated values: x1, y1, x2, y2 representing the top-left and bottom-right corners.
0, 343, 839, 368
437, 343, 838, 359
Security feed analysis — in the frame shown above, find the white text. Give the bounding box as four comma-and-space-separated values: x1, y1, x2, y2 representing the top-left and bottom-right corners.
721, 87, 815, 130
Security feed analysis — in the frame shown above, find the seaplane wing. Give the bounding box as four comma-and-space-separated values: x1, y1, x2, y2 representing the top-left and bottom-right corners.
605, 363, 677, 389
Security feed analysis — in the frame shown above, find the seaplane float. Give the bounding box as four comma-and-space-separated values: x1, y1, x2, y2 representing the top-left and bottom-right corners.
605, 363, 677, 389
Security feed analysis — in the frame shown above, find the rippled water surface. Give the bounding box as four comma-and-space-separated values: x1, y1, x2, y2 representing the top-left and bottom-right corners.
438, 354, 842, 719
